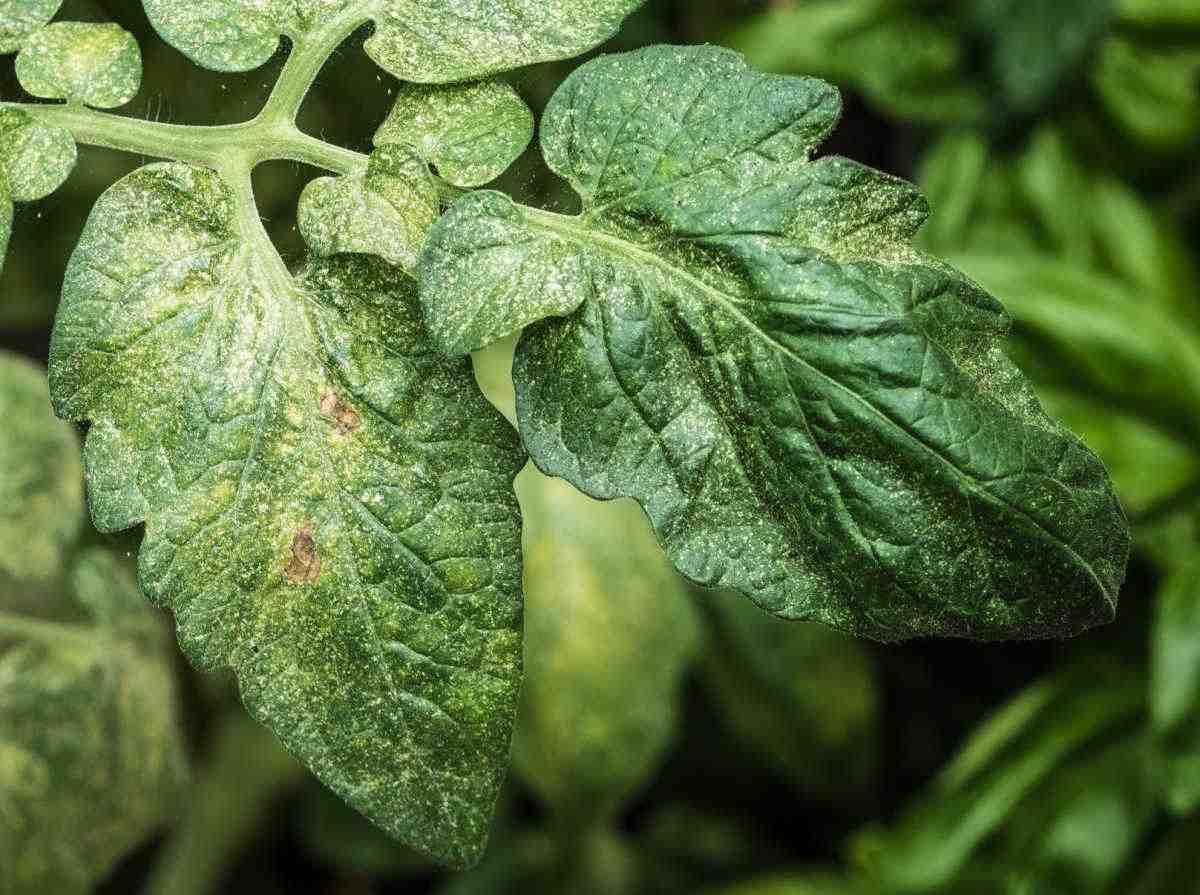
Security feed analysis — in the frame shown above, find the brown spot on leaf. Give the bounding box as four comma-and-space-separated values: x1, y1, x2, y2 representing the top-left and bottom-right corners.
320, 390, 362, 436
284, 526, 322, 585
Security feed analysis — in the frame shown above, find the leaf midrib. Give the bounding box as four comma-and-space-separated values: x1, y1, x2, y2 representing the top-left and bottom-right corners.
522, 204, 1113, 610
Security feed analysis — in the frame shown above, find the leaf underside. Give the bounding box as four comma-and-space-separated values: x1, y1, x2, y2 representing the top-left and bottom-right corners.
141, 0, 645, 81
15, 21, 143, 109
420, 44, 1130, 642
48, 162, 526, 866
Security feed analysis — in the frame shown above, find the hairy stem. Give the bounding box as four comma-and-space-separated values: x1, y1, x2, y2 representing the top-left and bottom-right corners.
261, 9, 373, 126
1, 102, 368, 175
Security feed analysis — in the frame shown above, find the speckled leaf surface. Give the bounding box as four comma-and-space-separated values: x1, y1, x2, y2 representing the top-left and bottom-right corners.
142, 0, 644, 81
47, 162, 526, 867
420, 45, 1129, 641
0, 0, 62, 54
0, 106, 75, 202
298, 144, 437, 271
0, 352, 82, 584
0, 103, 75, 273
512, 469, 700, 823
375, 81, 534, 188
15, 21, 142, 108
0, 550, 188, 894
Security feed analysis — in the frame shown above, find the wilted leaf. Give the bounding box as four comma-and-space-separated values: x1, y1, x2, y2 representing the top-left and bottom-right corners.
421, 45, 1129, 642
696, 587, 878, 792
142, 0, 644, 81
0, 351, 82, 584
0, 0, 62, 54
512, 469, 700, 823
15, 21, 141, 108
48, 162, 526, 866
298, 144, 437, 271
375, 80, 534, 188
0, 549, 188, 894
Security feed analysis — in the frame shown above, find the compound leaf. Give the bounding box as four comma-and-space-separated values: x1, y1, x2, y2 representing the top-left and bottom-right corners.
512, 470, 700, 823
0, 0, 62, 54
0, 352, 82, 584
375, 80, 534, 188
142, 0, 644, 81
420, 45, 1129, 641
298, 144, 437, 271
15, 21, 142, 108
48, 162, 526, 867
0, 549, 189, 894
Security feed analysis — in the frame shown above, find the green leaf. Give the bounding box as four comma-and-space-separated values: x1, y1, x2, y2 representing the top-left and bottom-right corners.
968, 0, 1115, 115
142, 0, 645, 81
1092, 37, 1200, 153
950, 252, 1200, 446
695, 587, 878, 793
852, 662, 1143, 893
994, 736, 1158, 895
0, 549, 189, 894
48, 162, 527, 867
0, 352, 83, 584
375, 80, 534, 188
0, 179, 11, 273
15, 21, 142, 108
298, 144, 437, 271
420, 45, 1129, 642
512, 469, 700, 823
1151, 556, 1200, 814
0, 106, 76, 202
0, 0, 62, 54
1034, 388, 1199, 518
724, 0, 985, 126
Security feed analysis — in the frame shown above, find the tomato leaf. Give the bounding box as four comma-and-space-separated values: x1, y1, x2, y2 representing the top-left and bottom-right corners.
375, 80, 533, 188
420, 45, 1130, 641
142, 0, 645, 81
15, 21, 141, 108
48, 162, 526, 867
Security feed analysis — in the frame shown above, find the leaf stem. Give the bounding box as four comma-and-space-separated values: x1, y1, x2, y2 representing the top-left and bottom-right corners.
0, 102, 369, 176
260, 9, 374, 126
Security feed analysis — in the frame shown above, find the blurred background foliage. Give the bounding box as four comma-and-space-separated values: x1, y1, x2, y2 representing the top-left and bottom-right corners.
2, 0, 1200, 892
